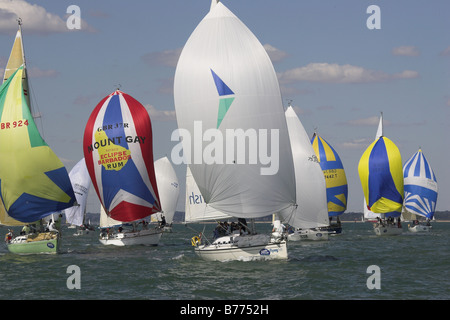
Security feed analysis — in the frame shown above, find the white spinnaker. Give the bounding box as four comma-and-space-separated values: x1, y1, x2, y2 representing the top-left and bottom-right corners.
174, 2, 296, 219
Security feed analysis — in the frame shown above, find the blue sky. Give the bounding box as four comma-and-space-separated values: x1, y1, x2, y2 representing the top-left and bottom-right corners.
0, 0, 449, 214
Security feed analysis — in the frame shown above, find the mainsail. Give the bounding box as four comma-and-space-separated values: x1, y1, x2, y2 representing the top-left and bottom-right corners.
153, 156, 180, 224
184, 166, 231, 223
403, 149, 438, 220
174, 2, 297, 222
358, 135, 404, 217
83, 90, 161, 222
0, 67, 76, 223
281, 106, 328, 228
311, 132, 348, 216
63, 158, 91, 226
3, 24, 31, 109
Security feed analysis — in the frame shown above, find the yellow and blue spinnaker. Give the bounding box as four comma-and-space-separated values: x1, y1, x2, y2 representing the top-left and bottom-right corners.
358, 136, 403, 217
0, 67, 76, 223
311, 133, 347, 216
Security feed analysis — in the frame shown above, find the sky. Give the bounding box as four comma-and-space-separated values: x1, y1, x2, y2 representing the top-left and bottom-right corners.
0, 0, 449, 215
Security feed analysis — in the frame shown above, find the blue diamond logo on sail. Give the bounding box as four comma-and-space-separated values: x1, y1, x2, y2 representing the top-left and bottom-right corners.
211, 69, 234, 128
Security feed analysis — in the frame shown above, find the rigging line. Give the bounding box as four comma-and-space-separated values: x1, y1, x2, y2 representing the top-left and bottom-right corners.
184, 223, 212, 245
27, 78, 45, 138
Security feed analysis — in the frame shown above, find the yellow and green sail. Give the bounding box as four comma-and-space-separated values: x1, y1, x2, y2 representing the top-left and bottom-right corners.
311, 133, 348, 216
0, 67, 76, 223
358, 136, 404, 217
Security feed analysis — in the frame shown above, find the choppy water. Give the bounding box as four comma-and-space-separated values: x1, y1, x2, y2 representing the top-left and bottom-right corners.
1, 222, 449, 301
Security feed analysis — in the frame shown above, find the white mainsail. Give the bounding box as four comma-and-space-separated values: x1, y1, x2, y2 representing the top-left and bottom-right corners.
63, 158, 91, 226
280, 106, 329, 228
174, 2, 297, 222
99, 205, 121, 228
184, 166, 231, 223
154, 156, 180, 224
364, 112, 384, 221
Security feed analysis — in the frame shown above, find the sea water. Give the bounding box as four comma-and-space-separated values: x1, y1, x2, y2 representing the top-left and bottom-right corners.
1, 222, 449, 301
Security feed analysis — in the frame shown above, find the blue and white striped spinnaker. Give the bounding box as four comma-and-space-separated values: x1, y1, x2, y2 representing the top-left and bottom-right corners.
403, 149, 438, 220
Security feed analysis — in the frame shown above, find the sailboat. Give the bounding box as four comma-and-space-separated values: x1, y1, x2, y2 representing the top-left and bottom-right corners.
358, 113, 404, 236
174, 1, 327, 261
403, 149, 438, 232
63, 158, 94, 236
152, 156, 180, 232
284, 106, 330, 241
83, 90, 162, 246
0, 23, 77, 254
311, 131, 348, 234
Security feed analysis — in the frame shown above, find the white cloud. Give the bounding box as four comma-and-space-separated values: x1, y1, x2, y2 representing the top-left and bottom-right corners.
346, 116, 385, 127
440, 46, 450, 57
0, 0, 94, 35
28, 66, 59, 78
263, 44, 288, 63
344, 116, 391, 127
145, 104, 176, 121
278, 63, 419, 84
340, 138, 370, 149
392, 46, 420, 56
141, 48, 182, 68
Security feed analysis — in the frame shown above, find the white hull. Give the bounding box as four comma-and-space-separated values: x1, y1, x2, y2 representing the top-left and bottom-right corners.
408, 224, 431, 233
194, 234, 287, 261
374, 224, 402, 236
288, 229, 330, 241
99, 228, 163, 246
